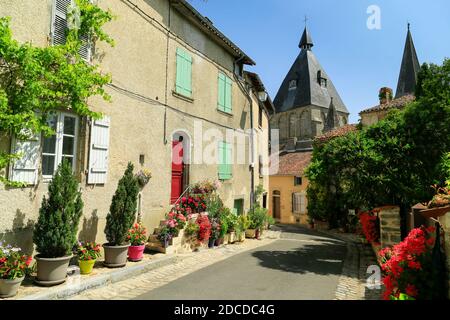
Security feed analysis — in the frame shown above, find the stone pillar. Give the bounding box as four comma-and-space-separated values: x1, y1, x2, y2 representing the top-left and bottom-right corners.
379, 206, 402, 248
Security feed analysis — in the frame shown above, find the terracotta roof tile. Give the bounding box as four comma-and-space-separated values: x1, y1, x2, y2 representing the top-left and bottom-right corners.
359, 95, 415, 115
271, 151, 312, 176
315, 124, 358, 144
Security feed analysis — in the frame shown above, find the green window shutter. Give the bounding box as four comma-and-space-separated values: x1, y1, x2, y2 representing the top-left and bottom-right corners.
218, 141, 232, 180
225, 76, 233, 113
218, 73, 226, 112
176, 48, 192, 97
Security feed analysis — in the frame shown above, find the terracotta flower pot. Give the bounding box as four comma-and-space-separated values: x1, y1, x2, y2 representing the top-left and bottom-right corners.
0, 276, 25, 298
103, 244, 130, 268
79, 259, 96, 275
128, 245, 145, 262
34, 255, 73, 287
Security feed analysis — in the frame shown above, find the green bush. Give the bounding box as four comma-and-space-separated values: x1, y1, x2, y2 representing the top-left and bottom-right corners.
248, 207, 267, 230
33, 160, 83, 258
104, 162, 139, 246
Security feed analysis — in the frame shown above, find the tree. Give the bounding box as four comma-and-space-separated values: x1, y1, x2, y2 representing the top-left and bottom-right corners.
104, 162, 139, 246
0, 0, 114, 186
306, 59, 450, 234
33, 160, 83, 258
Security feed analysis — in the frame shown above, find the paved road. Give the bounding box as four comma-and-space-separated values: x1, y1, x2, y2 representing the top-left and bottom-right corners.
137, 225, 347, 300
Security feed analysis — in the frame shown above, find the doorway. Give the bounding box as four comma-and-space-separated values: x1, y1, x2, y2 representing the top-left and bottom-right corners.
273, 190, 281, 220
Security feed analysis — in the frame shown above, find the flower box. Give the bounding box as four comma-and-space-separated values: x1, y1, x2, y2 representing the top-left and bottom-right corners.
245, 229, 257, 239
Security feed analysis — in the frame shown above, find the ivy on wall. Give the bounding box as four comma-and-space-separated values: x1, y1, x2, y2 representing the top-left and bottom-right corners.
0, 0, 115, 186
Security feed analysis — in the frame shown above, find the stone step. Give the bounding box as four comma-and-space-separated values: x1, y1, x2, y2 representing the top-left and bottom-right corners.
146, 242, 175, 255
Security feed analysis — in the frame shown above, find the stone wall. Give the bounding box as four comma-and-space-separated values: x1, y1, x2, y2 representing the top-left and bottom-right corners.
378, 206, 402, 248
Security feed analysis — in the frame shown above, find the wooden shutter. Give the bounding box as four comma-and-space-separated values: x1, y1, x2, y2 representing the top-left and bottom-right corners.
300, 194, 307, 213
218, 73, 226, 112
9, 133, 41, 185
88, 116, 110, 184
292, 193, 301, 214
224, 75, 233, 113
176, 48, 192, 97
52, 0, 71, 46
218, 141, 232, 180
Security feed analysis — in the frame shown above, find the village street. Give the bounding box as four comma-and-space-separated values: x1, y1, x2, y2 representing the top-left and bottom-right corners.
70, 225, 353, 300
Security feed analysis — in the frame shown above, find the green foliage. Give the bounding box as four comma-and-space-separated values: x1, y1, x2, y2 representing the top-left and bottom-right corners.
306, 59, 450, 231
0, 1, 114, 185
185, 221, 200, 237
33, 161, 83, 258
248, 207, 268, 230
105, 163, 139, 246
205, 193, 223, 219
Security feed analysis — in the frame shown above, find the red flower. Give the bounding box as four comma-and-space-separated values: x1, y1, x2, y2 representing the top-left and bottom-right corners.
405, 284, 418, 298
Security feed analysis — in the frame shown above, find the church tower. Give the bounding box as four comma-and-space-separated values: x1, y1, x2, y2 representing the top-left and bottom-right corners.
271, 26, 349, 151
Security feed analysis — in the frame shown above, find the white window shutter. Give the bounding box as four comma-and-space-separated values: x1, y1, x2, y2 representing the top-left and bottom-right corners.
9, 134, 41, 185
88, 116, 110, 184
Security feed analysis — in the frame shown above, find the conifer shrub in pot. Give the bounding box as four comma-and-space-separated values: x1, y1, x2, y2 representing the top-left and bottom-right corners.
33, 161, 83, 286
104, 163, 139, 268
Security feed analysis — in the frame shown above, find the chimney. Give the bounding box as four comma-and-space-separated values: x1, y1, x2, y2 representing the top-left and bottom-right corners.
379, 87, 393, 105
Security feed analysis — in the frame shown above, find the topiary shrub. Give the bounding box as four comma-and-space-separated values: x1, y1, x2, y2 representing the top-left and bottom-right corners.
104, 162, 139, 246
33, 160, 83, 258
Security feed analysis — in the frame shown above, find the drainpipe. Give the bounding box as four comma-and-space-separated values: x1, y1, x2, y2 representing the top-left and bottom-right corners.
233, 56, 255, 212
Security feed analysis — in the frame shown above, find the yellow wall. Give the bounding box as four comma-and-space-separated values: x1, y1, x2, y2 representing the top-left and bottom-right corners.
269, 175, 309, 225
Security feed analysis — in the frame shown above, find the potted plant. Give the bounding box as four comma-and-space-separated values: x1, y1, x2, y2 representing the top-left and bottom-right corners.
127, 223, 148, 262
104, 163, 140, 268
0, 243, 32, 298
196, 214, 212, 247
227, 213, 238, 244
135, 169, 152, 188
246, 208, 267, 239
237, 215, 249, 242
211, 218, 222, 247
76, 242, 101, 275
33, 160, 83, 286
157, 226, 172, 248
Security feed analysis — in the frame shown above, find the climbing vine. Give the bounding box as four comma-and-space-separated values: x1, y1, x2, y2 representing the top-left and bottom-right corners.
0, 0, 114, 186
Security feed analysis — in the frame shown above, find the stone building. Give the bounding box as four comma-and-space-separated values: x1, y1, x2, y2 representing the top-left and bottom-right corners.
0, 0, 273, 252
270, 27, 349, 152
360, 25, 420, 127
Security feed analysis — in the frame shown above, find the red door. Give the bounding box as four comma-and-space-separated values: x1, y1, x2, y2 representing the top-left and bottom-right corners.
171, 141, 184, 204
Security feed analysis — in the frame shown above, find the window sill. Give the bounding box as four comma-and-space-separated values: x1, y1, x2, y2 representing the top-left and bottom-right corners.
172, 90, 194, 103
217, 109, 233, 117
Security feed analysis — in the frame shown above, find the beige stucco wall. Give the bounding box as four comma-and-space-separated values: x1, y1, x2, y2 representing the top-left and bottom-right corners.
0, 0, 257, 253
269, 175, 309, 225
360, 110, 388, 127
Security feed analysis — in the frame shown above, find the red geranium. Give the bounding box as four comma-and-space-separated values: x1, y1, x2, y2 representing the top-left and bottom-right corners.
196, 214, 212, 243
359, 211, 380, 244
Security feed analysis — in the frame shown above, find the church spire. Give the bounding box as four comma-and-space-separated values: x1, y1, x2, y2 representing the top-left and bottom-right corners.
299, 26, 314, 50
395, 23, 420, 99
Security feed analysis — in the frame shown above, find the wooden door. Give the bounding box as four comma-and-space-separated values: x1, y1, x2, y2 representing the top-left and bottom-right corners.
273, 191, 281, 220
171, 141, 184, 204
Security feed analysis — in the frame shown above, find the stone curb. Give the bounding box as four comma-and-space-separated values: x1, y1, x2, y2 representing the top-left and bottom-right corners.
19, 255, 180, 300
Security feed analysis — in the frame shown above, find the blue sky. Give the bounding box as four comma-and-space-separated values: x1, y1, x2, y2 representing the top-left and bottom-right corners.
191, 0, 450, 123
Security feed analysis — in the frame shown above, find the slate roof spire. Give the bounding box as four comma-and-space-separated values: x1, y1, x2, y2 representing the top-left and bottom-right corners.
299, 27, 314, 50
395, 23, 421, 99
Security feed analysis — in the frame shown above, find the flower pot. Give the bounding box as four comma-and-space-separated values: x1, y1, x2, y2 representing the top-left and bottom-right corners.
228, 232, 236, 244
103, 244, 130, 268
255, 229, 261, 240
79, 259, 96, 275
214, 238, 222, 247
208, 238, 215, 248
128, 245, 145, 262
0, 276, 25, 298
162, 239, 170, 248
34, 255, 73, 287
245, 229, 257, 239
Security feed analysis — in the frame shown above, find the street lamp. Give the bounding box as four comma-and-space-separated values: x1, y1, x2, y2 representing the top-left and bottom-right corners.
258, 91, 268, 102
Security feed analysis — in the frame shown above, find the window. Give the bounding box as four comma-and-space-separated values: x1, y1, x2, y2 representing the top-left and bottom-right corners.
218, 72, 232, 114
51, 0, 91, 61
175, 47, 193, 98
218, 141, 232, 180
258, 106, 263, 128
294, 176, 302, 186
288, 79, 297, 90
42, 113, 79, 179
292, 193, 302, 214
317, 70, 327, 87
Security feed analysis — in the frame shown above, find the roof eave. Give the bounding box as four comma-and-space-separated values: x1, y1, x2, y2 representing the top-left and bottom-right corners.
171, 0, 256, 66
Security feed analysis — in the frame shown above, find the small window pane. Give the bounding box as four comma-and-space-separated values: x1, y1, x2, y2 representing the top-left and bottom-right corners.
43, 135, 57, 154
64, 116, 76, 135
42, 155, 55, 176
62, 136, 75, 155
